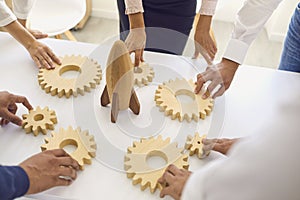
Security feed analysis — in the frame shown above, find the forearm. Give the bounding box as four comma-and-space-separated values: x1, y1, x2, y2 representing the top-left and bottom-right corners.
223, 0, 283, 64
128, 12, 145, 29
196, 15, 212, 33
0, 166, 30, 199
3, 20, 35, 50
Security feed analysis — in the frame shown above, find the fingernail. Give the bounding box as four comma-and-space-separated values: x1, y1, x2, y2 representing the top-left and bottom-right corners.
202, 94, 207, 99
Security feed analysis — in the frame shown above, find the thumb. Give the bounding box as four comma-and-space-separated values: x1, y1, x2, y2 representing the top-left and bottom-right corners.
2, 109, 22, 126
192, 49, 199, 59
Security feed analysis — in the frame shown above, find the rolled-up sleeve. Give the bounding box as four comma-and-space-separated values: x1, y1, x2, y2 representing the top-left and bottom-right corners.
125, 0, 144, 15
0, 0, 16, 26
199, 0, 218, 16
12, 0, 35, 19
223, 0, 283, 64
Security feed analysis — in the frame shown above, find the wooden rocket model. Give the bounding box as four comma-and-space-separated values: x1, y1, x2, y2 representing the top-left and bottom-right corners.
100, 40, 140, 123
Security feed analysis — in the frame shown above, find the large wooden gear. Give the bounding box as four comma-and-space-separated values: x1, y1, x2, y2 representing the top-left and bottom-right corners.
22, 106, 57, 136
38, 55, 102, 98
41, 126, 96, 170
134, 62, 154, 87
124, 135, 189, 193
185, 133, 208, 159
154, 78, 214, 122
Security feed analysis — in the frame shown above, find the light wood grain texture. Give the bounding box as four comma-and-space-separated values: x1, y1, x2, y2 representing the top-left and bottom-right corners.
38, 55, 102, 98
22, 106, 57, 136
155, 78, 214, 122
185, 133, 208, 159
124, 135, 189, 193
101, 40, 140, 123
41, 126, 96, 170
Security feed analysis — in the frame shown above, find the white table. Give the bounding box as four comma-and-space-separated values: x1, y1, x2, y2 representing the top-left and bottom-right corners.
0, 32, 299, 200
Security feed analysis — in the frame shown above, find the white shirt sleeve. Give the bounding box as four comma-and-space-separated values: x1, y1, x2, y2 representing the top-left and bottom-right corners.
0, 0, 16, 26
223, 0, 283, 64
125, 0, 144, 15
199, 0, 218, 16
181, 93, 300, 200
12, 0, 35, 19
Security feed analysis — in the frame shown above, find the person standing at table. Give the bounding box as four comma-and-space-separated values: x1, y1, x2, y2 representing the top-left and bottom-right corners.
195, 0, 300, 99
0, 91, 79, 200
117, 0, 218, 66
0, 0, 61, 69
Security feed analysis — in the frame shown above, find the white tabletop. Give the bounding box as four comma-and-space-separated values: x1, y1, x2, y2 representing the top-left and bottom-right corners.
0, 32, 299, 200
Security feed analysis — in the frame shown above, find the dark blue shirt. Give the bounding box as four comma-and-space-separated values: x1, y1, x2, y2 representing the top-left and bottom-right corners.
0, 166, 29, 200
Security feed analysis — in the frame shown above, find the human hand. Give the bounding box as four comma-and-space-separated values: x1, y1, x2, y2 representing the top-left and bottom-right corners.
20, 149, 80, 195
195, 58, 239, 99
125, 28, 146, 67
0, 91, 33, 126
27, 40, 61, 69
158, 164, 191, 200
28, 29, 48, 39
202, 138, 240, 155
194, 29, 217, 63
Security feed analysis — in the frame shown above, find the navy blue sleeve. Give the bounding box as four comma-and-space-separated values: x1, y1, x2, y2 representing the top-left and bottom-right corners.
0, 165, 30, 200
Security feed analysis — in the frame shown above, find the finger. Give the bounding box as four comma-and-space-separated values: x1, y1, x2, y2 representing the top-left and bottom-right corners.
55, 177, 73, 187
212, 84, 226, 99
162, 171, 175, 184
39, 57, 51, 69
2, 109, 22, 126
42, 52, 54, 69
13, 95, 33, 110
166, 164, 180, 176
49, 149, 69, 157
35, 32, 48, 39
58, 166, 77, 180
33, 56, 41, 68
160, 187, 177, 199
0, 118, 5, 126
192, 49, 199, 59
205, 81, 220, 98
8, 103, 17, 114
202, 138, 218, 145
58, 157, 80, 170
195, 74, 205, 94
134, 50, 142, 67
47, 49, 61, 65
140, 49, 145, 62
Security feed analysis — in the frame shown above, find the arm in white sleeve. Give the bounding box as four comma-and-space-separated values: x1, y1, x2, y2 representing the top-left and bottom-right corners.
199, 0, 218, 16
125, 0, 144, 15
0, 0, 16, 26
223, 0, 283, 64
12, 0, 35, 19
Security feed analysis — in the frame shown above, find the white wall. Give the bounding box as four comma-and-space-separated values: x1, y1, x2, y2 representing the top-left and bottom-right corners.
91, 0, 298, 42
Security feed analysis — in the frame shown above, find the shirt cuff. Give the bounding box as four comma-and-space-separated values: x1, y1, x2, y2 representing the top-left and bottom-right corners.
0, 15, 16, 27
12, 11, 29, 20
125, 6, 144, 15
199, 0, 218, 16
223, 39, 250, 64
181, 169, 206, 200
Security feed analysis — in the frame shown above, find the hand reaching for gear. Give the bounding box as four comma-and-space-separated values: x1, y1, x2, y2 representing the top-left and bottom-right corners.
125, 28, 146, 67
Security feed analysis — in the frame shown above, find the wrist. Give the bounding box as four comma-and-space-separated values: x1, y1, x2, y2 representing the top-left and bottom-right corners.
129, 13, 145, 29
221, 58, 239, 70
196, 15, 212, 33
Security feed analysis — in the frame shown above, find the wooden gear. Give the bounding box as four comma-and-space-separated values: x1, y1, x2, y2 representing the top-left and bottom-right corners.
41, 126, 96, 170
134, 62, 155, 87
38, 55, 102, 98
185, 133, 208, 159
22, 106, 57, 136
124, 135, 189, 193
155, 78, 214, 122
101, 40, 140, 123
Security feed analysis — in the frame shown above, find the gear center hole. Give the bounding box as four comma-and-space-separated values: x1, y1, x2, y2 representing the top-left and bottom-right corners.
34, 114, 44, 121
146, 150, 167, 169
134, 67, 143, 74
59, 65, 82, 79
60, 139, 78, 154
175, 89, 195, 104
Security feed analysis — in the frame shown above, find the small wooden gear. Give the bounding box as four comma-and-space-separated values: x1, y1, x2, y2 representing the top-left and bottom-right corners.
134, 62, 154, 87
185, 133, 208, 159
124, 135, 189, 193
154, 78, 214, 122
38, 55, 102, 98
22, 106, 57, 136
41, 126, 97, 170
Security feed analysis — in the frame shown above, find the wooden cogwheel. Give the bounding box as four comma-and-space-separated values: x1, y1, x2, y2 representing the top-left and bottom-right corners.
38, 55, 102, 98
154, 78, 214, 122
185, 133, 208, 159
41, 126, 97, 170
124, 135, 189, 193
22, 106, 57, 136
134, 62, 154, 87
